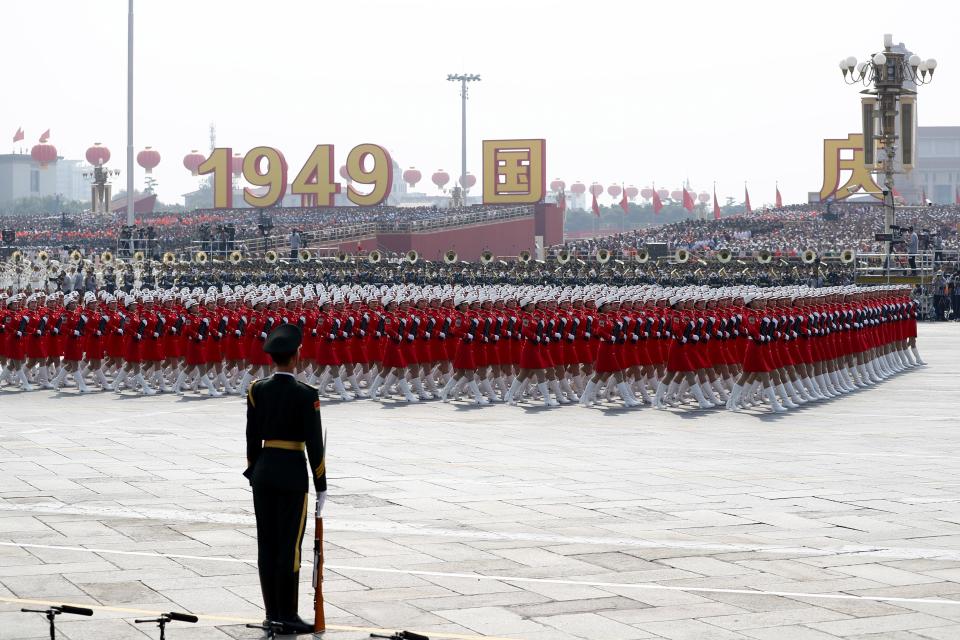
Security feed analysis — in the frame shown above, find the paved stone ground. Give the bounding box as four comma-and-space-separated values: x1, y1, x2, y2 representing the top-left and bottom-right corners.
1, 324, 959, 640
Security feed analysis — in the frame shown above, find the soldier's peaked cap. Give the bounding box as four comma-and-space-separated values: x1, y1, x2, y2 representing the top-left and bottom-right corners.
263, 324, 302, 355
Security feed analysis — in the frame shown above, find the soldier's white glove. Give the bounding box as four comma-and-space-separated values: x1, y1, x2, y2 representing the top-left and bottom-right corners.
567, 333, 575, 340
72, 330, 80, 336
235, 330, 241, 336
406, 333, 414, 341
260, 332, 268, 339
424, 332, 430, 339
153, 332, 159, 338
16, 331, 22, 337
118, 329, 124, 335
584, 332, 591, 339
438, 332, 445, 339
316, 490, 327, 514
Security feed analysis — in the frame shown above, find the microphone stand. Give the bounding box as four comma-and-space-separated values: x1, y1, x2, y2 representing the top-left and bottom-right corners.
134, 612, 198, 640
20, 604, 94, 640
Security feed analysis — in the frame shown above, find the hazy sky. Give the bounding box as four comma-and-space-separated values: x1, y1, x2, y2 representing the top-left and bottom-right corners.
5, 1, 958, 206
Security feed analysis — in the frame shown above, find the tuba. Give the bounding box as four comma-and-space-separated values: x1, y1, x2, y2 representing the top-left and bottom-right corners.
70, 250, 83, 264
37, 250, 50, 265
194, 250, 208, 265
443, 249, 458, 264
518, 250, 532, 264
557, 249, 571, 264
717, 247, 732, 263
101, 250, 114, 265
11, 250, 23, 264
635, 248, 650, 264
756, 249, 772, 264
133, 250, 145, 264
480, 250, 494, 265
840, 248, 855, 264
265, 250, 278, 264
162, 251, 176, 265
596, 248, 611, 264
367, 250, 382, 264
229, 250, 243, 264
48, 263, 62, 278
674, 248, 690, 263
802, 248, 817, 264
298, 248, 312, 263
404, 250, 419, 264
336, 251, 349, 263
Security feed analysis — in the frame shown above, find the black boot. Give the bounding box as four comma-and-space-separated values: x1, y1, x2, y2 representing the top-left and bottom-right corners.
259, 566, 278, 625
276, 570, 313, 634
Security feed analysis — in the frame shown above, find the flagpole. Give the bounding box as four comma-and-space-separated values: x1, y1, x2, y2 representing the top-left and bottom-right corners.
126, 0, 135, 232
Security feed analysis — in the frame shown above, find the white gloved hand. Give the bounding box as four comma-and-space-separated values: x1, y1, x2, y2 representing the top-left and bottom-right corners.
316, 490, 327, 514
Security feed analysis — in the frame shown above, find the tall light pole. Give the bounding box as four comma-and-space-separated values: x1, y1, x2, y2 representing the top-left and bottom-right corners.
840, 34, 936, 262
446, 73, 481, 191
126, 0, 135, 230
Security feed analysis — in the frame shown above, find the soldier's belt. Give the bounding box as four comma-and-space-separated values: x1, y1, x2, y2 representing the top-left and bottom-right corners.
263, 439, 305, 451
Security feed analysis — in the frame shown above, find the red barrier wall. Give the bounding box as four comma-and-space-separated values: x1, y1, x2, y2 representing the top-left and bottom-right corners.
534, 202, 563, 247
377, 215, 536, 261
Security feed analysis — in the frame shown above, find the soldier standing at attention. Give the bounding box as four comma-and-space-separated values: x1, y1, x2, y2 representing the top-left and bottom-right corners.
245, 324, 327, 633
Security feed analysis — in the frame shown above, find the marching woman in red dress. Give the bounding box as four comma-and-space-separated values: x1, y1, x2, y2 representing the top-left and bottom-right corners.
51, 292, 92, 393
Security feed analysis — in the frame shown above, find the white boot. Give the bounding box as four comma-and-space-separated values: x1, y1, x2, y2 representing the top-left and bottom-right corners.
653, 381, 669, 409
579, 379, 597, 407
548, 380, 568, 404
776, 384, 799, 409
560, 378, 580, 403
537, 382, 558, 407
439, 375, 457, 402
18, 369, 34, 392
333, 378, 355, 401
201, 374, 223, 397
765, 385, 787, 413
689, 382, 715, 409
617, 382, 640, 407
398, 379, 419, 402
726, 383, 744, 410
136, 373, 156, 396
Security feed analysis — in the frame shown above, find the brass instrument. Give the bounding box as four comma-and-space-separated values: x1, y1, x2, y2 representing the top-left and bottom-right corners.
596, 249, 610, 264
757, 249, 772, 264
717, 247, 732, 263
635, 248, 649, 263
101, 250, 114, 265
163, 251, 176, 265
336, 251, 349, 263
674, 248, 690, 263
70, 250, 83, 264
37, 250, 50, 265
404, 250, 419, 264
133, 250, 145, 264
557, 249, 571, 264
518, 250, 532, 264
480, 250, 494, 265
298, 248, 312, 263
802, 248, 817, 264
195, 250, 208, 265
265, 250, 278, 264
11, 250, 23, 264
443, 249, 458, 264
367, 250, 382, 264
840, 248, 855, 264
229, 250, 243, 264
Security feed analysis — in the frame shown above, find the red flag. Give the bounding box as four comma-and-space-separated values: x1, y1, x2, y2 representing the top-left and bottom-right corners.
713, 189, 721, 220
591, 193, 600, 217
775, 185, 783, 208
744, 184, 752, 213
39, 129, 50, 143
619, 185, 629, 214
651, 188, 663, 215
682, 187, 695, 212
12, 127, 24, 143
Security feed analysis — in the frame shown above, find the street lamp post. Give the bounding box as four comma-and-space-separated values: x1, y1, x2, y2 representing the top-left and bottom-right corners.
839, 34, 936, 265
446, 73, 481, 193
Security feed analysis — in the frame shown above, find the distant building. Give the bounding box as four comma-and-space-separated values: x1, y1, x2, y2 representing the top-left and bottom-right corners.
0, 153, 95, 210
908, 126, 960, 204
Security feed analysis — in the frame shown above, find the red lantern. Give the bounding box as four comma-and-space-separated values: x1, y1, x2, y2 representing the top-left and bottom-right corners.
625, 186, 639, 199
570, 182, 586, 195
183, 150, 205, 176
550, 179, 566, 192
640, 187, 654, 199
339, 165, 350, 181
402, 167, 421, 187
431, 170, 450, 189
137, 147, 161, 174
656, 188, 669, 199
232, 153, 243, 176
698, 191, 710, 203
85, 143, 110, 167
670, 189, 683, 201
459, 173, 476, 188
607, 185, 622, 198
31, 142, 58, 169
589, 183, 604, 197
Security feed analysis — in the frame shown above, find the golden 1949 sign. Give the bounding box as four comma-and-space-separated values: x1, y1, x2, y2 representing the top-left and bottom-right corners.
199, 139, 545, 208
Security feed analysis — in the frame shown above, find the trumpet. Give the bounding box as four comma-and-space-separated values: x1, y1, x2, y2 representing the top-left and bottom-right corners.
265, 250, 278, 264
802, 249, 817, 264
635, 248, 650, 264
37, 250, 50, 265
443, 249, 458, 264
162, 251, 176, 265
298, 248, 312, 263
404, 250, 419, 264
557, 249, 571, 264
840, 248, 855, 264
756, 249, 772, 264
336, 251, 349, 263
70, 250, 83, 264
518, 250, 532, 264
674, 248, 690, 263
717, 247, 732, 263
480, 250, 494, 265
133, 250, 145, 264
195, 250, 208, 265
596, 249, 610, 264
367, 250, 382, 264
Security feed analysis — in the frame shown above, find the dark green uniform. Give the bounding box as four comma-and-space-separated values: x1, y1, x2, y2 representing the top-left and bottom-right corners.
245, 372, 326, 624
